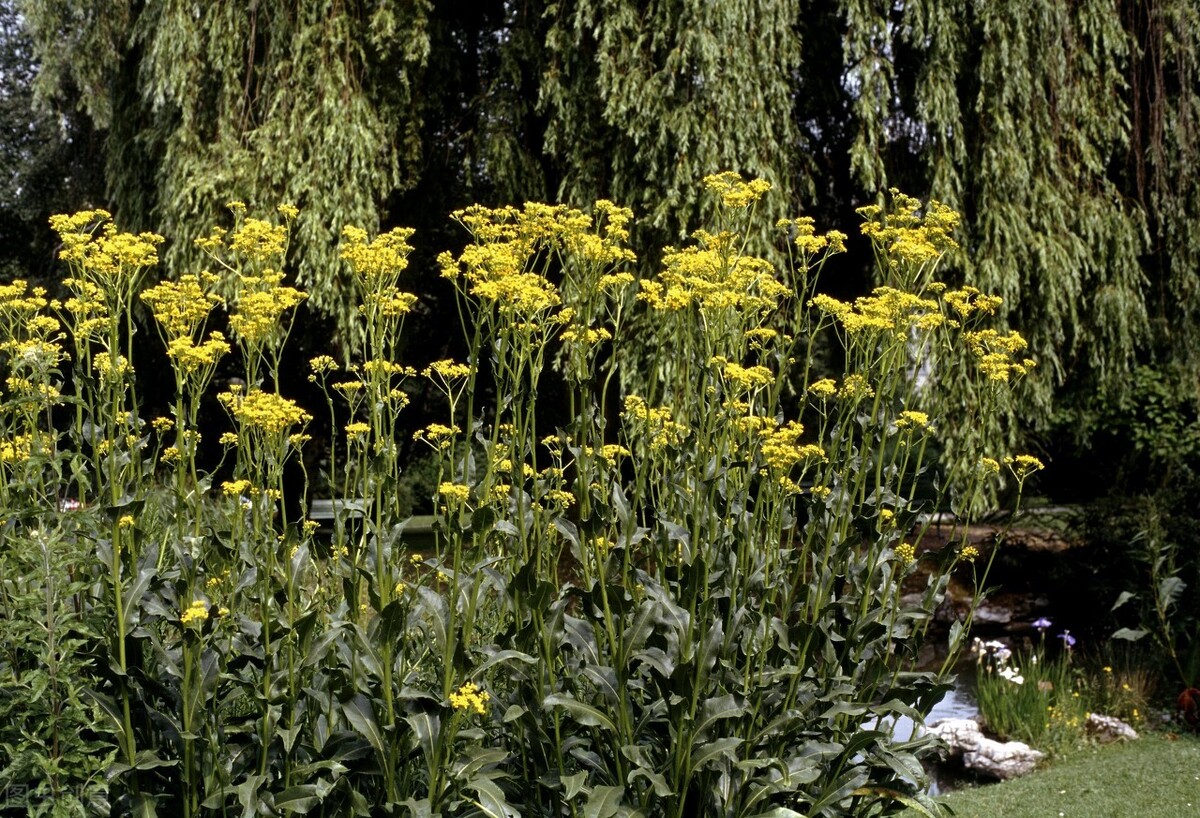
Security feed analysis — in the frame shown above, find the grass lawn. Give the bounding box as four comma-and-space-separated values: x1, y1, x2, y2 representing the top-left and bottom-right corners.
903, 730, 1200, 818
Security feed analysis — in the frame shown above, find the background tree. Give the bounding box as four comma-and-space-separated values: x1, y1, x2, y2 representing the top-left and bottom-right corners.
10, 0, 1200, 478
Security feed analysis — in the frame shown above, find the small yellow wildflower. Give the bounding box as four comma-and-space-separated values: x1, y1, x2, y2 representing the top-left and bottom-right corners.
118, 515, 136, 529
808, 378, 837, 399
894, 542, 916, 565
1004, 454, 1045, 480
438, 482, 471, 504
961, 545, 981, 562
838, 374, 874, 401
449, 681, 490, 716
181, 600, 209, 627
152, 416, 174, 433
895, 411, 930, 431
222, 479, 252, 496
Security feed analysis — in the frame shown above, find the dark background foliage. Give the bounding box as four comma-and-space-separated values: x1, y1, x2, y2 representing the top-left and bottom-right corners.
2, 0, 1199, 676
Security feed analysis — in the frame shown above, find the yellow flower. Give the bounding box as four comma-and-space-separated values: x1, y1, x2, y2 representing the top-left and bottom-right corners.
141, 274, 223, 339
895, 411, 930, 431
222, 479, 252, 496
961, 545, 980, 562
180, 600, 209, 627
219, 389, 311, 434
894, 542, 916, 565
152, 416, 174, 434
438, 482, 471, 504
808, 378, 837, 399
413, 423, 460, 451
423, 359, 472, 380
449, 681, 490, 715
838, 374, 874, 401
1004, 454, 1045, 480
118, 515, 136, 529
309, 355, 338, 375
703, 172, 771, 209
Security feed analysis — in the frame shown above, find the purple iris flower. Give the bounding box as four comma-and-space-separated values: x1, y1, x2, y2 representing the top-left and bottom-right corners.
1058, 630, 1076, 647
1032, 617, 1051, 631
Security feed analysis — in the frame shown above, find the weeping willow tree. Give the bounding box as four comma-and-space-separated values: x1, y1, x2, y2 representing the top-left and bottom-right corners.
539, 0, 803, 254
16, 0, 1200, 443
21, 0, 431, 340
822, 0, 1197, 475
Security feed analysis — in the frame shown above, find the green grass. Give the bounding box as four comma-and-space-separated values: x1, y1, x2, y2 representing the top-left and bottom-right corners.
903, 731, 1200, 818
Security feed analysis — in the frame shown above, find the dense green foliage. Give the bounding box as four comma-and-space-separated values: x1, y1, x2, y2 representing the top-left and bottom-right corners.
10, 1, 1197, 426
0, 180, 1037, 816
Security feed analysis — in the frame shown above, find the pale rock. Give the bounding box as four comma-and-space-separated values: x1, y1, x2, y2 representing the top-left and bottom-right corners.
1085, 713, 1139, 742
930, 718, 1045, 780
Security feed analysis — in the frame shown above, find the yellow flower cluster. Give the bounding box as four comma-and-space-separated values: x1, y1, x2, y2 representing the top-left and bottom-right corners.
622, 396, 687, 451
219, 389, 311, 434
140, 273, 223, 338
711, 356, 773, 391
0, 280, 53, 316
943, 286, 1003, 321
776, 216, 848, 255
345, 422, 371, 441
50, 211, 165, 282
857, 191, 959, 266
229, 283, 308, 345
449, 681, 490, 715
180, 600, 209, 627
209, 217, 289, 262
811, 287, 943, 337
165, 334, 231, 375
895, 410, 930, 431
0, 433, 49, 464
438, 482, 471, 503
423, 359, 472, 380
703, 172, 771, 209
93, 352, 132, 385
61, 278, 108, 339
964, 329, 1036, 382
222, 479, 252, 496
1, 338, 64, 370
341, 225, 416, 286
560, 325, 613, 347
309, 355, 338, 375
808, 378, 838, 399
413, 423, 460, 450
838, 374, 875, 401
640, 232, 786, 316
960, 545, 981, 562
441, 204, 587, 314
759, 421, 825, 473
564, 200, 637, 266
581, 443, 630, 464
1004, 454, 1045, 480
894, 542, 916, 565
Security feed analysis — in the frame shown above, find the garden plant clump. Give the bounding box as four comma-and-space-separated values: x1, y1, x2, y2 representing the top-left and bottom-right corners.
975, 621, 1153, 759
0, 175, 1038, 816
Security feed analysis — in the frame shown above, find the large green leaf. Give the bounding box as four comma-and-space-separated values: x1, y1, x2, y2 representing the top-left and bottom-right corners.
543, 693, 617, 732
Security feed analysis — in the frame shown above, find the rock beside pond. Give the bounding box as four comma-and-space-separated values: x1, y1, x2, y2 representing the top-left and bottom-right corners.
929, 718, 1045, 780
1085, 713, 1139, 742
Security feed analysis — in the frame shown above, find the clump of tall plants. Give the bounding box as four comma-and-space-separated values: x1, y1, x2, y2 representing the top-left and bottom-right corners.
0, 176, 1035, 817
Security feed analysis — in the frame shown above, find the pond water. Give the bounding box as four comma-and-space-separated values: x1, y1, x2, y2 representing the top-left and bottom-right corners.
870, 670, 984, 795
